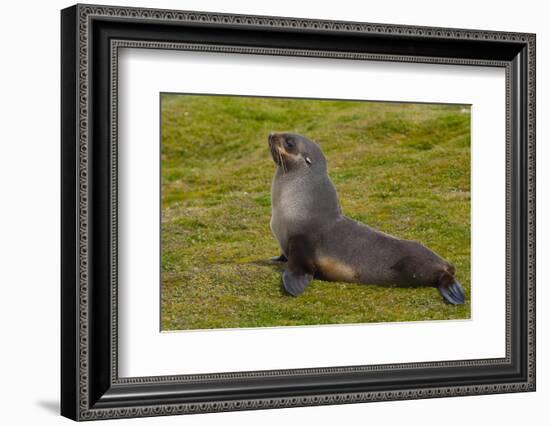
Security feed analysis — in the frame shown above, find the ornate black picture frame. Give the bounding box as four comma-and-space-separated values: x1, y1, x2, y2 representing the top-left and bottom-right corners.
61, 3, 536, 421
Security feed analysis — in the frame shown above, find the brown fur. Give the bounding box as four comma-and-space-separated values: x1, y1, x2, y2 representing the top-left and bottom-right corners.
316, 257, 358, 282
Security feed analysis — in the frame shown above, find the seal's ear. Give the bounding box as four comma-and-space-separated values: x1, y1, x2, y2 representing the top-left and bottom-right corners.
305, 156, 312, 165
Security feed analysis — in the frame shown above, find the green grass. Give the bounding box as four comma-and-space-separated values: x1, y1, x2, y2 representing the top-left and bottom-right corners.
161, 94, 471, 331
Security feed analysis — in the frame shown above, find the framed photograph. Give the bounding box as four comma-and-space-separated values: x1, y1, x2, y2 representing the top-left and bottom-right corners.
61, 4, 536, 421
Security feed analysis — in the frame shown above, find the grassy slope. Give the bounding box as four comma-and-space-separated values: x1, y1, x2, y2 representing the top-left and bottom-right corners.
161, 94, 471, 330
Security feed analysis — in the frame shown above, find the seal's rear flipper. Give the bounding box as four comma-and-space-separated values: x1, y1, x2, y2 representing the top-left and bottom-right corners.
438, 279, 465, 305
270, 254, 288, 262
283, 269, 313, 296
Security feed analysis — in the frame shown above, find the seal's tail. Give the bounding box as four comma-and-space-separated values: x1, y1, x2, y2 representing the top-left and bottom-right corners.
437, 270, 465, 305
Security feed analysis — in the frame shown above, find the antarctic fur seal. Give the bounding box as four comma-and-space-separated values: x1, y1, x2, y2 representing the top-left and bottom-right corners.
268, 132, 465, 305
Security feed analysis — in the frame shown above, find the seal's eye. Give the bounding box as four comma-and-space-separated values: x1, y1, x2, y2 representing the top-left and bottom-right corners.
305, 156, 312, 165
284, 139, 295, 149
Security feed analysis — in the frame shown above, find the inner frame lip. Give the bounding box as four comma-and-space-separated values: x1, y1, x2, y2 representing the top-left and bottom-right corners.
116, 47, 507, 380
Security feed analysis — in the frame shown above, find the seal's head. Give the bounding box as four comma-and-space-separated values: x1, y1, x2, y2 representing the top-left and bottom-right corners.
268, 132, 326, 173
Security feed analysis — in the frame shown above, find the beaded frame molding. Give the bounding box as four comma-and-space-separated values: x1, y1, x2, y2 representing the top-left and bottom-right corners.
61, 3, 536, 421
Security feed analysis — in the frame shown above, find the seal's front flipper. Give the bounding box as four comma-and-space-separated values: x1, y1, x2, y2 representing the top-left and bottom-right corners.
270, 254, 287, 262
438, 279, 465, 305
283, 269, 313, 296
282, 235, 315, 296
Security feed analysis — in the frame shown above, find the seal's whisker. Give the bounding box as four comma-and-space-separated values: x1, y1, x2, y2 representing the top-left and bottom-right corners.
279, 150, 286, 174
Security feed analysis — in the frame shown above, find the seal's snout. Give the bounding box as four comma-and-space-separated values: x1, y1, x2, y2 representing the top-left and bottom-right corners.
268, 133, 287, 162
268, 132, 284, 166
268, 132, 276, 150
268, 132, 284, 147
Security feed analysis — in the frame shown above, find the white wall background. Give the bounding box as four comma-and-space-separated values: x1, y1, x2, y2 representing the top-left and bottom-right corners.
0, 0, 547, 424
